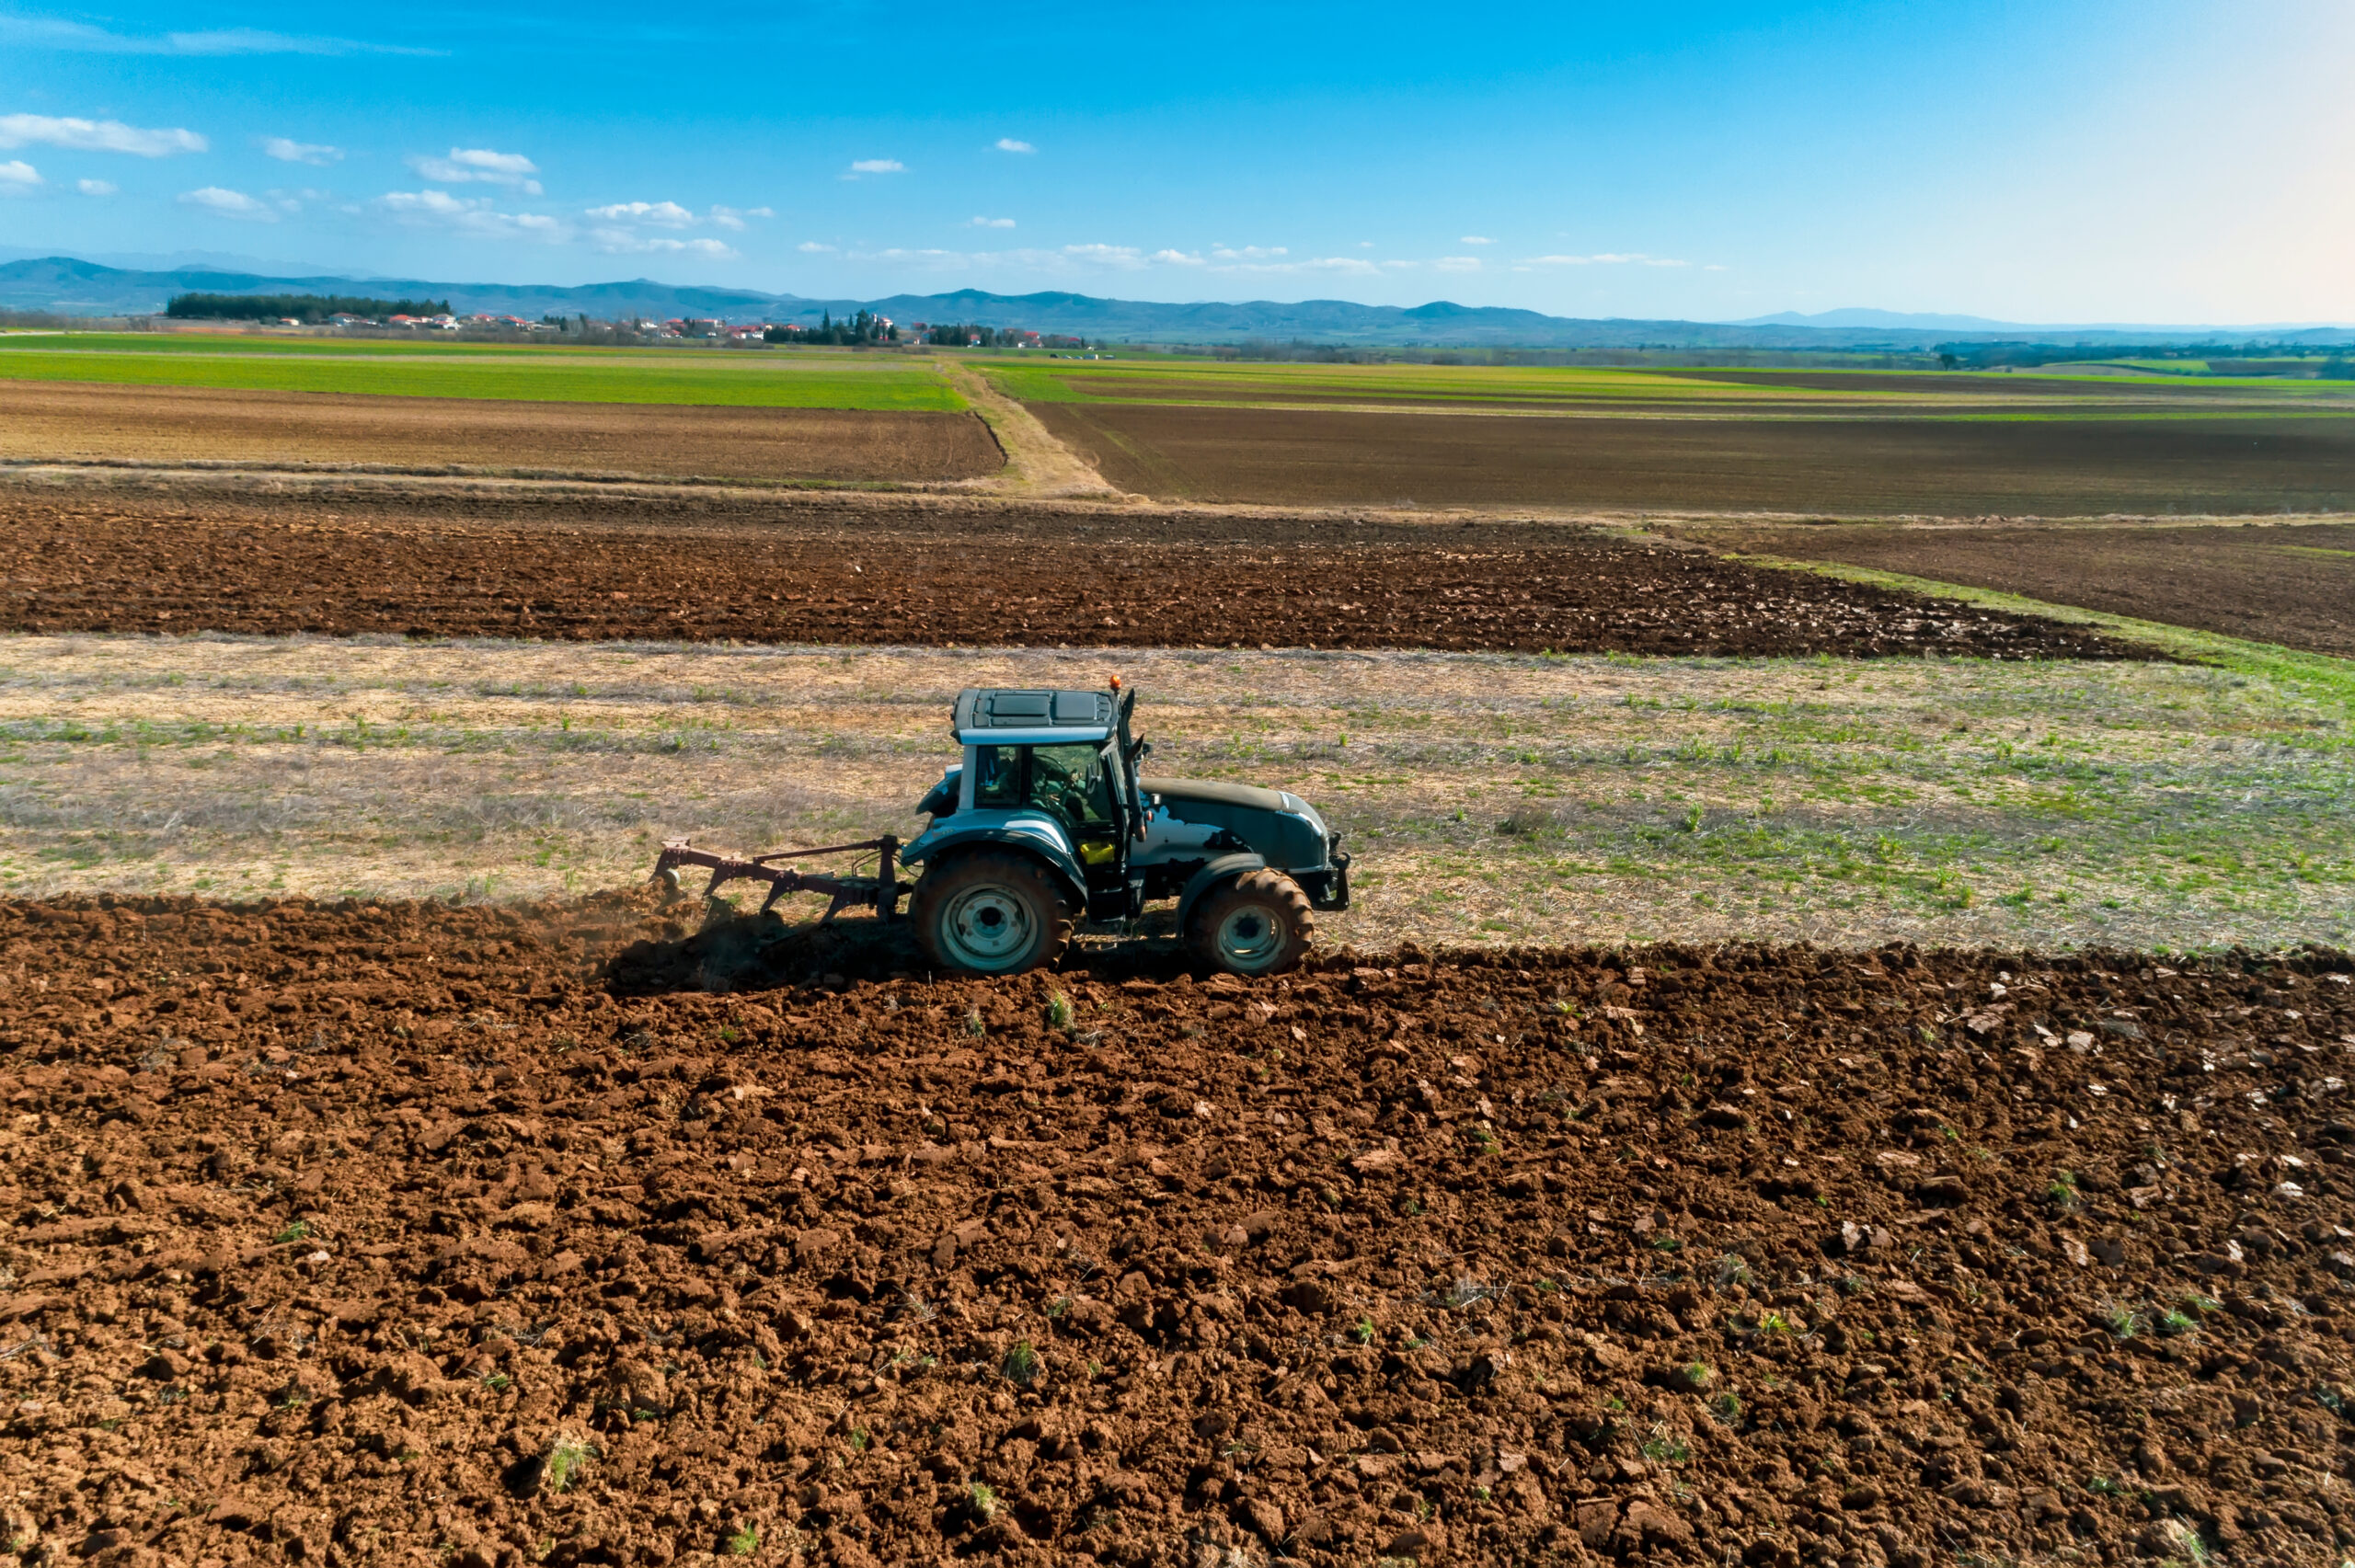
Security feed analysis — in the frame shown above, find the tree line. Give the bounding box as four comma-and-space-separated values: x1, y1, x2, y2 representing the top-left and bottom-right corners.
764, 309, 897, 346
166, 292, 453, 323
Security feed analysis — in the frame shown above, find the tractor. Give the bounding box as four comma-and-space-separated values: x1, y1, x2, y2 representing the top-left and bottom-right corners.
652, 681, 1350, 976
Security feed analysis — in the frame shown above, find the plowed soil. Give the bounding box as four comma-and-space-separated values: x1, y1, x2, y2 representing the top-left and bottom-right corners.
0, 383, 1004, 485
1029, 404, 2355, 516
0, 483, 2149, 659
6, 895, 2353, 1567
1672, 521, 2355, 658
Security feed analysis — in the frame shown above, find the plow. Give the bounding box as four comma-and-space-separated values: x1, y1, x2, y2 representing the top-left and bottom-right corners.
652, 836, 910, 924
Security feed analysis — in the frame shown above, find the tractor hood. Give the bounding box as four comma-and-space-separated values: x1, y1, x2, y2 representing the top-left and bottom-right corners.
1140, 776, 1332, 871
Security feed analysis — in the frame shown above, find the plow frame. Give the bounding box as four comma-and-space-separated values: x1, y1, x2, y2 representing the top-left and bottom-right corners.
652, 836, 909, 923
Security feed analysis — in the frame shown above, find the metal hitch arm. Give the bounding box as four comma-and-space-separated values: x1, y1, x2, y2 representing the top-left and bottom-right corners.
652, 836, 909, 922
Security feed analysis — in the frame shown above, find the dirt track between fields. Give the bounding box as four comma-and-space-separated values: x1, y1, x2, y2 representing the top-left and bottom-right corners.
1672, 520, 2355, 658
0, 479, 2150, 659
1029, 404, 2355, 516
0, 382, 1005, 485
3, 895, 2351, 1565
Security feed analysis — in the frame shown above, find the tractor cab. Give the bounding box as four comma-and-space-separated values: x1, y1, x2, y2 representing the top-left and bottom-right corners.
914, 685, 1150, 921
899, 683, 1348, 976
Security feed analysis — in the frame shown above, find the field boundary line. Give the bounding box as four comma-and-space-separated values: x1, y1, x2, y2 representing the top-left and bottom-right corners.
1740, 550, 2355, 708
939, 359, 1132, 500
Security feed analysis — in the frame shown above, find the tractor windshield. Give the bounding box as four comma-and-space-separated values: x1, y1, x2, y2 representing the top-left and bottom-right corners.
1028, 743, 1118, 831
972, 742, 1117, 834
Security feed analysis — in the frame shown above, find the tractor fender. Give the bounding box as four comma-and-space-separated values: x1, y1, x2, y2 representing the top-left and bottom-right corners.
903, 819, 1088, 910
1175, 853, 1269, 934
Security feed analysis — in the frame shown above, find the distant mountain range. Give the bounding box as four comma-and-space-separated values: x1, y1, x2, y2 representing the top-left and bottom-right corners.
5, 256, 2351, 349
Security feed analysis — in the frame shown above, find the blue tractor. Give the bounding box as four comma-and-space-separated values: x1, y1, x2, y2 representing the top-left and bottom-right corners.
653, 681, 1350, 977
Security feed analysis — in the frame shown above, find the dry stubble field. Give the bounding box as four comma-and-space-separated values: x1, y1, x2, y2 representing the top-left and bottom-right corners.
0, 635, 2344, 955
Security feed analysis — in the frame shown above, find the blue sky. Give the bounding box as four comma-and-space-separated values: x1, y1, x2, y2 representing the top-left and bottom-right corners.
2, 0, 2348, 322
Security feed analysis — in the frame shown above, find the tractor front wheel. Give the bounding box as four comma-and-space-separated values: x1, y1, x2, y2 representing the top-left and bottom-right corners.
1188, 869, 1315, 977
910, 851, 1074, 976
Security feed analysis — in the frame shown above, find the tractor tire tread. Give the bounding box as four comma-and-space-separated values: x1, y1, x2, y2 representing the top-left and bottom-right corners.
909, 849, 1074, 976
1187, 868, 1315, 977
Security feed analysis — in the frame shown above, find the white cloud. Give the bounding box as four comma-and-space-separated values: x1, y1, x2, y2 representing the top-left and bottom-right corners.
76, 177, 115, 196
1149, 249, 1204, 266
1460, 235, 1494, 246
0, 159, 39, 191
847, 158, 904, 176
1524, 251, 1690, 268
1204, 251, 1382, 277
267, 187, 331, 212
261, 136, 341, 165
970, 215, 1015, 229
994, 138, 1036, 154
178, 186, 275, 221
1433, 256, 1482, 271
407, 148, 541, 194
380, 189, 567, 242
1064, 243, 1148, 269
585, 200, 695, 227
0, 14, 437, 55
798, 241, 836, 253
0, 114, 204, 156
589, 227, 737, 258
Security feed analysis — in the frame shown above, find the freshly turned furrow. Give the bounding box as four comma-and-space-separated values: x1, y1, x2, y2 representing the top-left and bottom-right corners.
0, 894, 2348, 1564
0, 490, 2149, 658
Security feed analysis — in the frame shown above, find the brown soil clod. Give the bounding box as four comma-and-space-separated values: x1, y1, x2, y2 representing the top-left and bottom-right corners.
1, 892, 2349, 1565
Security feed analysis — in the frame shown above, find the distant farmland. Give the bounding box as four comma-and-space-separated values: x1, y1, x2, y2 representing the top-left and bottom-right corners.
986, 357, 2355, 515
0, 381, 1002, 483
0, 334, 964, 411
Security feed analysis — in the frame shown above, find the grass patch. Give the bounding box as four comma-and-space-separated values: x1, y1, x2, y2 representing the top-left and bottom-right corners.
0, 337, 964, 411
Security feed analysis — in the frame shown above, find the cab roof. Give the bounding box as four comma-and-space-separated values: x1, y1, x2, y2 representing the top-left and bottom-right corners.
952, 687, 1115, 745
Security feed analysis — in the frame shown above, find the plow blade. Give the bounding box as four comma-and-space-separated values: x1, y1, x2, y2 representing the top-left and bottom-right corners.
652, 836, 910, 923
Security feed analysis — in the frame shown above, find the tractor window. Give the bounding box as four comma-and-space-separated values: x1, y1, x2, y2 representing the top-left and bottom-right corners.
1028, 743, 1116, 830
972, 745, 1024, 808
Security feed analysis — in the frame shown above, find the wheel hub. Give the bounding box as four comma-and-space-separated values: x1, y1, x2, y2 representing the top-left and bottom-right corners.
1214, 906, 1282, 969
941, 885, 1034, 967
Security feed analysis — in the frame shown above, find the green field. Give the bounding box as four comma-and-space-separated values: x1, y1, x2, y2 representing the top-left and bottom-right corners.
974, 352, 2355, 420
0, 333, 964, 410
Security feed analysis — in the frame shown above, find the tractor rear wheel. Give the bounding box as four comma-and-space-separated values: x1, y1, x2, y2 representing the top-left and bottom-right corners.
1188, 869, 1315, 977
910, 851, 1074, 976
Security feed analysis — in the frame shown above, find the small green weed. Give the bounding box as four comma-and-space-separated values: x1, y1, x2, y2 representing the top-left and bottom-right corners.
723, 1524, 759, 1556
968, 1482, 1000, 1521
2048, 1170, 2079, 1209
543, 1436, 594, 1494
1044, 993, 1074, 1031
483, 1372, 512, 1391
1353, 1319, 1376, 1345
1640, 1425, 1691, 1465
273, 1219, 310, 1244
1002, 1339, 1042, 1389
963, 1008, 986, 1038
